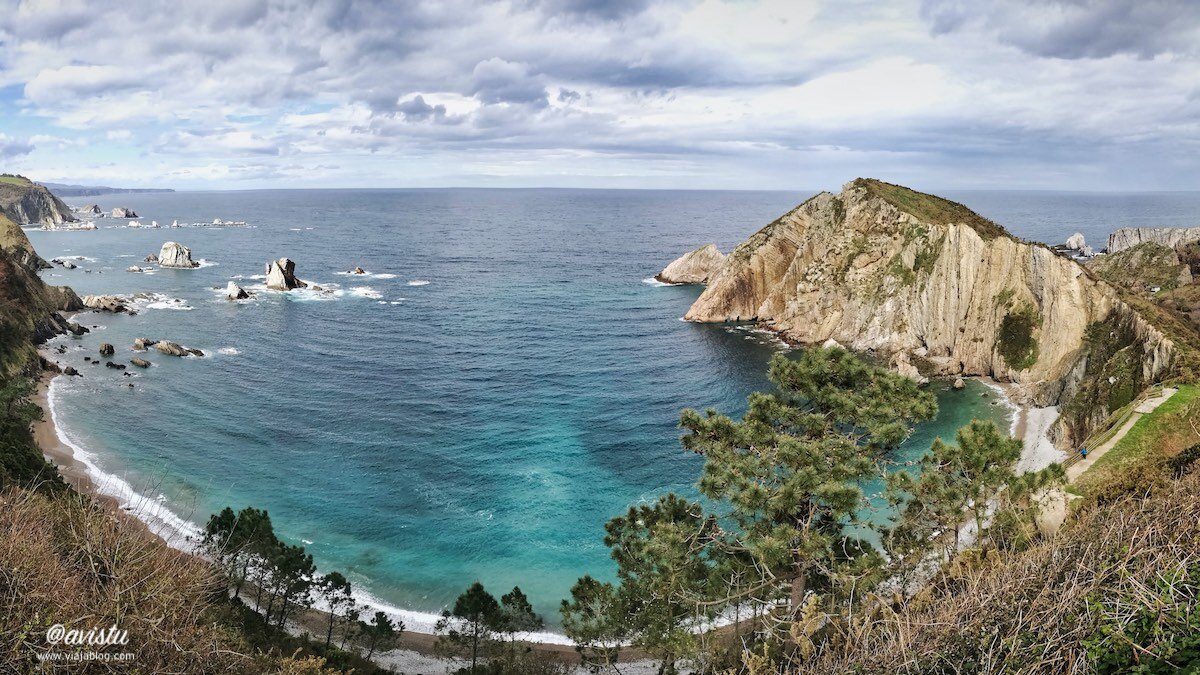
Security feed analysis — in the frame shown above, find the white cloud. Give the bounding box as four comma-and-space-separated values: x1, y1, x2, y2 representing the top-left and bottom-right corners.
0, 0, 1195, 189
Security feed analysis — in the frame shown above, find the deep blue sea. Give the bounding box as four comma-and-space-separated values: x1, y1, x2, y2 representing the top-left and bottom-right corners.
29, 188, 1199, 634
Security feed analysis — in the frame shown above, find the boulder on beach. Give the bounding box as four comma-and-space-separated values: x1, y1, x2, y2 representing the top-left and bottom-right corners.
99, 343, 114, 356
225, 281, 251, 300
130, 357, 151, 368
891, 352, 929, 385
82, 294, 132, 314
158, 241, 199, 268
265, 258, 307, 291
655, 244, 726, 284
112, 207, 138, 218
1065, 233, 1086, 251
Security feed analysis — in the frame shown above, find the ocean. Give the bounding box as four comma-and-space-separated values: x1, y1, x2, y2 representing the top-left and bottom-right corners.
28, 187, 1199, 633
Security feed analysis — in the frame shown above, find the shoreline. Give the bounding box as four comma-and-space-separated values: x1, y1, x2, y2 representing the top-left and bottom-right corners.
30, 360, 587, 663
31, 354, 1064, 670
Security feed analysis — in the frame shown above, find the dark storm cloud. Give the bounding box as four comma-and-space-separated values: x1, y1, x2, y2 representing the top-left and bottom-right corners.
922, 0, 1200, 59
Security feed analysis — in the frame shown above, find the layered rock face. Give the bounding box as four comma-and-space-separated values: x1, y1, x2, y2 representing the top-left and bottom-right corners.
656, 244, 726, 284
1108, 227, 1200, 254
684, 179, 1175, 439
0, 178, 76, 227
265, 258, 306, 290
158, 242, 199, 268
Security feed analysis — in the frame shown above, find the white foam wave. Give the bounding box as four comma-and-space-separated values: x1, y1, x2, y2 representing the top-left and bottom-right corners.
46, 375, 577, 645
46, 377, 202, 549
217, 347, 240, 355
127, 293, 194, 311
641, 276, 677, 287
346, 286, 382, 299
407, 280, 430, 286
195, 259, 219, 268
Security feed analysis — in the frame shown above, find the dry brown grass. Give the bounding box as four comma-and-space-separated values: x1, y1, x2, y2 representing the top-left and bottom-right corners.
788, 469, 1200, 674
0, 488, 273, 673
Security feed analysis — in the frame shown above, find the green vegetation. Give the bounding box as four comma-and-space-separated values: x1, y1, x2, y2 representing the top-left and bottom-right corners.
1089, 242, 1189, 292
997, 302, 1040, 370
0, 173, 31, 186
852, 178, 1010, 241
1077, 384, 1200, 494
561, 347, 1072, 673
436, 581, 563, 674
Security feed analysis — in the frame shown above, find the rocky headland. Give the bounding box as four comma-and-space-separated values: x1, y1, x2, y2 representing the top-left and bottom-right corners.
673, 179, 1179, 447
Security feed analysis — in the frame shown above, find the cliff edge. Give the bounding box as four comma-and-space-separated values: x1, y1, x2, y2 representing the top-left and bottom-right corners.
684, 179, 1177, 445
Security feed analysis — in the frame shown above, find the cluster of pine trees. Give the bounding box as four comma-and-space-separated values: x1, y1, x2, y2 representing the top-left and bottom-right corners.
202, 507, 402, 662
560, 347, 1064, 674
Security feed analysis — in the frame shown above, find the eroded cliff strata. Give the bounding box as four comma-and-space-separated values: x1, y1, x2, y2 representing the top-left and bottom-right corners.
683, 179, 1177, 447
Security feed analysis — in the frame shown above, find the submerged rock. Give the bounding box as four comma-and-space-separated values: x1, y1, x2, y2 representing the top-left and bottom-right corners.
656, 244, 726, 284
265, 258, 307, 291
158, 241, 199, 268
225, 281, 251, 300
953, 377, 966, 390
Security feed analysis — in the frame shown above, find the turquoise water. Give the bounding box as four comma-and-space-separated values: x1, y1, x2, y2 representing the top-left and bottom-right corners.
32, 187, 1143, 629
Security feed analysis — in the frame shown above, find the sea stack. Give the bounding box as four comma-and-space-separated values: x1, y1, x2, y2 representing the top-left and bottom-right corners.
158, 242, 199, 268
265, 258, 307, 290
656, 243, 726, 284
1065, 233, 1086, 250
111, 207, 138, 218
225, 281, 251, 300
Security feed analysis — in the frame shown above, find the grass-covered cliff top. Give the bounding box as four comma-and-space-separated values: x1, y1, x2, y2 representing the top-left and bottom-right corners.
1089, 241, 1189, 292
0, 174, 33, 186
852, 178, 1011, 241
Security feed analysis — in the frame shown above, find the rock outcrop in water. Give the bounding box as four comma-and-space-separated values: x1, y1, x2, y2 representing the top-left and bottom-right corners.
158, 242, 199, 268
82, 295, 132, 314
1065, 233, 1086, 251
265, 258, 307, 290
225, 281, 250, 300
656, 244, 726, 284
1108, 227, 1200, 254
111, 207, 138, 218
682, 178, 1176, 446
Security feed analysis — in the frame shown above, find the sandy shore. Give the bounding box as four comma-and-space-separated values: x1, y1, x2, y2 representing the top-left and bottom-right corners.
980, 377, 1066, 471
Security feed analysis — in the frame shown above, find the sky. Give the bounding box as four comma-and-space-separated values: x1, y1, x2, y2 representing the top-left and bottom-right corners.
0, 0, 1198, 191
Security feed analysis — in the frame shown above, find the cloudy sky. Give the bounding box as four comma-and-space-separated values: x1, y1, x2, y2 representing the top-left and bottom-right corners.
0, 0, 1197, 191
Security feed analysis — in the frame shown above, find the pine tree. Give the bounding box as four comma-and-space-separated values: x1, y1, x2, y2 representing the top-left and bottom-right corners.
561, 576, 628, 672
437, 581, 501, 673
680, 348, 937, 628
317, 571, 353, 649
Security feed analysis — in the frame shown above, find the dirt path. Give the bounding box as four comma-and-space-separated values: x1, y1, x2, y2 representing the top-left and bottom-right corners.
1066, 387, 1178, 482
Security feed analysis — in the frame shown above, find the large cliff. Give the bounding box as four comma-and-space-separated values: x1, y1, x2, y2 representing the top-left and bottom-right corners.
0, 182, 83, 374
1108, 227, 1200, 254
0, 175, 76, 228
684, 179, 1177, 445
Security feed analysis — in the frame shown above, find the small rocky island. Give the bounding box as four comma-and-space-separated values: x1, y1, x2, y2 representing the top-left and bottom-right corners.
656, 243, 726, 284
157, 242, 199, 268
266, 258, 307, 290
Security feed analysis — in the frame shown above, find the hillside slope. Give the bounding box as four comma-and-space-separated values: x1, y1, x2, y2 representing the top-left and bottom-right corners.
684, 179, 1176, 445
0, 174, 75, 227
